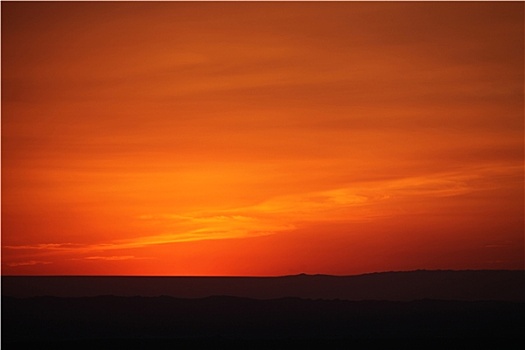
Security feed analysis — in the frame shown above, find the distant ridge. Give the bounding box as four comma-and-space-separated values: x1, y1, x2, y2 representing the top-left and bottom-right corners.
3, 270, 523, 301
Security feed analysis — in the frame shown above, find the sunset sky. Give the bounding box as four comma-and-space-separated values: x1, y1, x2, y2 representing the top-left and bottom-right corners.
2, 2, 523, 276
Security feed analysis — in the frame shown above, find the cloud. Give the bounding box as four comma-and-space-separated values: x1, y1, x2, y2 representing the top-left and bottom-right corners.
120, 168, 487, 248
135, 213, 294, 243
83, 255, 140, 261
3, 243, 86, 250
5, 260, 52, 267
226, 169, 484, 219
2, 220, 292, 254
3, 164, 517, 257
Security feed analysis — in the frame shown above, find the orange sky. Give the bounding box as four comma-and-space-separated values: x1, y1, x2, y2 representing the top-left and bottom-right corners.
2, 2, 523, 276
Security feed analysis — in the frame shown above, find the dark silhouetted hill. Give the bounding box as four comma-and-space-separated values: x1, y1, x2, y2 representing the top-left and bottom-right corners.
2, 270, 524, 301
3, 271, 524, 346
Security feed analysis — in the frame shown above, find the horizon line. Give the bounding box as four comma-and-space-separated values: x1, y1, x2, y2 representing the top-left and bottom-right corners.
3, 268, 523, 279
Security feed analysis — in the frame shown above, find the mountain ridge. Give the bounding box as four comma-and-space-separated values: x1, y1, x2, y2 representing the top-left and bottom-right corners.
3, 269, 523, 301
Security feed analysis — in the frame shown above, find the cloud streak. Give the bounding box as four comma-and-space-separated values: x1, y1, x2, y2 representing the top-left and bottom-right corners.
5, 260, 52, 267
83, 255, 142, 261
5, 164, 510, 257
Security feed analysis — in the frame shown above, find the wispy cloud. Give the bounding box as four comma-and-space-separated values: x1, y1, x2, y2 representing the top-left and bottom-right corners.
223, 169, 486, 220
83, 255, 141, 261
5, 260, 52, 267
3, 165, 517, 257
123, 169, 491, 248
3, 243, 86, 250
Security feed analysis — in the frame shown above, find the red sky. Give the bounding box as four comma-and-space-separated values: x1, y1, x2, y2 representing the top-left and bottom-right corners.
2, 2, 523, 276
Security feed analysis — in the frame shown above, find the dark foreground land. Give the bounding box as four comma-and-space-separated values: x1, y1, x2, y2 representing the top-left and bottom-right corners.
3, 296, 524, 339
2, 271, 524, 348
